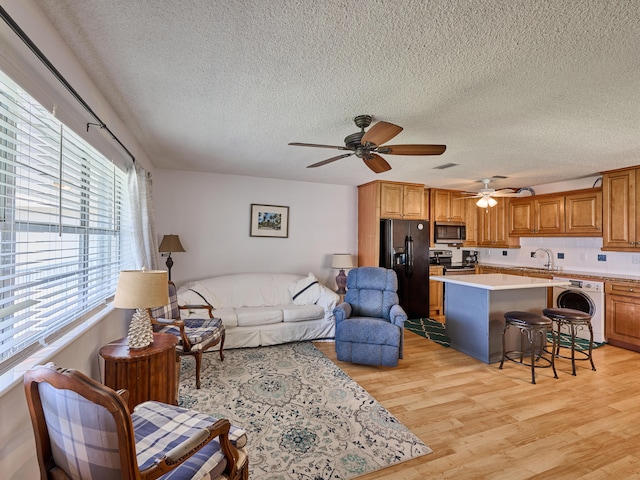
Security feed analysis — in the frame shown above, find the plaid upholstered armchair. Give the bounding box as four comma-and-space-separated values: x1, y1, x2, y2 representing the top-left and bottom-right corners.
24, 363, 249, 480
148, 281, 225, 389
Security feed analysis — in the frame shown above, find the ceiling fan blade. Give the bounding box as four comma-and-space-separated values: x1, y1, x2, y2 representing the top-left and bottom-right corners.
363, 154, 391, 174
492, 189, 519, 197
361, 121, 403, 147
306, 153, 353, 168
378, 144, 447, 156
289, 142, 350, 150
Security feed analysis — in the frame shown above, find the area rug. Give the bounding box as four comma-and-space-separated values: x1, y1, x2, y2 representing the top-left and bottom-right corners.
405, 317, 605, 351
177, 342, 432, 479
405, 318, 450, 347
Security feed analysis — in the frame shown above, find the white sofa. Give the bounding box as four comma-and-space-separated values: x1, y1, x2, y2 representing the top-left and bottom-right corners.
176, 273, 340, 349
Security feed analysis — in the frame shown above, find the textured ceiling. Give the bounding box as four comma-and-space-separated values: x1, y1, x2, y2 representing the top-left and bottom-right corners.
30, 0, 640, 190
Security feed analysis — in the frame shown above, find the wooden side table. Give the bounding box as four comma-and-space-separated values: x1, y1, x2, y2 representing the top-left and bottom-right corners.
99, 333, 179, 411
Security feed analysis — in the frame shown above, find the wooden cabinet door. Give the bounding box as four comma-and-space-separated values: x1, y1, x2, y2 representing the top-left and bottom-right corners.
380, 183, 404, 219
431, 189, 465, 222
534, 195, 564, 235
509, 198, 534, 235
463, 197, 478, 246
477, 205, 495, 246
380, 183, 424, 219
602, 169, 638, 250
429, 266, 445, 322
402, 184, 425, 219
431, 189, 453, 222
565, 189, 602, 235
449, 192, 465, 222
478, 199, 519, 247
606, 282, 640, 351
494, 199, 517, 246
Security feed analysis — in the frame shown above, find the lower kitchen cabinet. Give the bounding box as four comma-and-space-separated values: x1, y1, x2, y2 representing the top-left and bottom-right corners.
429, 265, 445, 323
605, 281, 640, 352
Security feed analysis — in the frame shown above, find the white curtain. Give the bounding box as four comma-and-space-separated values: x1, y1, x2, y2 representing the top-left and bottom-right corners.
127, 163, 160, 270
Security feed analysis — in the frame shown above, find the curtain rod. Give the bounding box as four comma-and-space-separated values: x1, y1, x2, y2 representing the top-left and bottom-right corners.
0, 6, 135, 163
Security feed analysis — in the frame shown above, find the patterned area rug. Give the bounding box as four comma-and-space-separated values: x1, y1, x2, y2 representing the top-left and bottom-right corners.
405, 318, 450, 347
178, 342, 432, 479
406, 317, 605, 351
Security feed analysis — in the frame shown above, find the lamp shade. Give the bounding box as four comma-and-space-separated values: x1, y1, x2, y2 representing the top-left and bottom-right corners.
113, 270, 169, 309
158, 234, 186, 253
332, 254, 354, 269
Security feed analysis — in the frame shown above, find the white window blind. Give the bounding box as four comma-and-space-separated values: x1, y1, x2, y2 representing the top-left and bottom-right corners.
0, 70, 133, 371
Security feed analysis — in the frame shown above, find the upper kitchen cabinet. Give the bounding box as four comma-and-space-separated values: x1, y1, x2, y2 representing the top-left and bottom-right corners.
508, 188, 602, 237
463, 197, 478, 246
358, 181, 425, 267
602, 166, 639, 251
430, 189, 465, 223
379, 182, 425, 220
565, 189, 603, 235
478, 198, 520, 248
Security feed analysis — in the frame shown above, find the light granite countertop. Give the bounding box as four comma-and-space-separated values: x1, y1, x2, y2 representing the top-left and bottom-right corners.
477, 264, 640, 284
430, 273, 571, 291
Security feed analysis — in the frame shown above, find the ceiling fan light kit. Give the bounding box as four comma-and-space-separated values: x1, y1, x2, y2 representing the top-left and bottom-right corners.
459, 178, 528, 208
476, 196, 498, 208
289, 115, 446, 173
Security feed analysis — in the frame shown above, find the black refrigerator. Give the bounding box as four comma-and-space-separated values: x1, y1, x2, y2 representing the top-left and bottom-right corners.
379, 219, 430, 319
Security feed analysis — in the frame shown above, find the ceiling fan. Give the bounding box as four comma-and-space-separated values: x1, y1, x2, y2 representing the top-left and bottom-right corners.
460, 178, 523, 207
288, 115, 446, 174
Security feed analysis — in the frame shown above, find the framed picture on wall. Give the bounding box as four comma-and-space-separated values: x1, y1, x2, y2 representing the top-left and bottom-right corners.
250, 204, 289, 238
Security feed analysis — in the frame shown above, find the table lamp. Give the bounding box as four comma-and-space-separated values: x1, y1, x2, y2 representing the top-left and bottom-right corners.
113, 270, 169, 349
332, 253, 354, 295
159, 234, 186, 281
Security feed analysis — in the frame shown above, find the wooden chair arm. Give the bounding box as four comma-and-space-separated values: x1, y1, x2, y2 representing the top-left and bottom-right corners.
116, 389, 130, 406
139, 419, 240, 480
151, 317, 185, 327
179, 304, 214, 318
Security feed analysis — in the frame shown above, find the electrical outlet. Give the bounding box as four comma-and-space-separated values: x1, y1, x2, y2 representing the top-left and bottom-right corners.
530, 251, 536, 258
597, 254, 607, 262
557, 252, 565, 259
632, 255, 640, 265
502, 250, 507, 256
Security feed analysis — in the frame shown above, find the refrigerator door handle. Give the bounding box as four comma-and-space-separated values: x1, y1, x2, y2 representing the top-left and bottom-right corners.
405, 235, 414, 278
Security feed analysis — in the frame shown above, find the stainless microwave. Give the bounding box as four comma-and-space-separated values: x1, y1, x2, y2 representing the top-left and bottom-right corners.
434, 222, 466, 243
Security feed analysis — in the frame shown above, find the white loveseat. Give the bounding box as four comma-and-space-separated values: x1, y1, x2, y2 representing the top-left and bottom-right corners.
177, 273, 339, 349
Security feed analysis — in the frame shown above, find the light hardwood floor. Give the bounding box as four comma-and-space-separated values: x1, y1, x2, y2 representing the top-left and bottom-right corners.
314, 331, 640, 479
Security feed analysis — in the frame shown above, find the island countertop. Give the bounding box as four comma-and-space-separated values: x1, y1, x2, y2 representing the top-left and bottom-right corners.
430, 273, 571, 291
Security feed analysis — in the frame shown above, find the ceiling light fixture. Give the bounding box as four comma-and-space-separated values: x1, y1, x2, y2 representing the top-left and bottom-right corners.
476, 196, 497, 208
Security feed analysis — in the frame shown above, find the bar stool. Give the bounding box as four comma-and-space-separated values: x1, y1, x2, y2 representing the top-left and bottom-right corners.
499, 311, 557, 384
543, 307, 596, 376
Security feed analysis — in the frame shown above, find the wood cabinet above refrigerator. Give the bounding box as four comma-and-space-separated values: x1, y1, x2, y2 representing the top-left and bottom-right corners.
357, 181, 425, 267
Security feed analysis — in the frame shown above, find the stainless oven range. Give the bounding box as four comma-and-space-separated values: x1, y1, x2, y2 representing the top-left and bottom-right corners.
429, 249, 477, 275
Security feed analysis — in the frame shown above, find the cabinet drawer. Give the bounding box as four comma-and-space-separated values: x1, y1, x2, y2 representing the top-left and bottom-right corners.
606, 282, 640, 297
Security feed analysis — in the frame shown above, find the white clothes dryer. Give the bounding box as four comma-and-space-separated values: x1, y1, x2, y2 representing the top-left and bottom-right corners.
552, 277, 605, 343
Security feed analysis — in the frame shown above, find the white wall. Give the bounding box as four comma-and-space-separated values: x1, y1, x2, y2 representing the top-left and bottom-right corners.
153, 170, 358, 289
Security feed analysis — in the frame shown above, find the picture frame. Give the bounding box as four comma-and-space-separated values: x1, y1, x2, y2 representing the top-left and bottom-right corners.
250, 204, 289, 238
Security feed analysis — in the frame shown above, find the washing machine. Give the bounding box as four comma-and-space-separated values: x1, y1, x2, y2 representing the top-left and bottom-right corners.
552, 277, 605, 343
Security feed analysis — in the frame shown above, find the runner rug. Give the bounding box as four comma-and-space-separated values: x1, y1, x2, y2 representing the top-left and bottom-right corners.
405, 317, 605, 351
178, 342, 432, 479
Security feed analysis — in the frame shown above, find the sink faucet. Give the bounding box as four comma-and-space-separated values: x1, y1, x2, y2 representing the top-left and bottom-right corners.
534, 248, 554, 271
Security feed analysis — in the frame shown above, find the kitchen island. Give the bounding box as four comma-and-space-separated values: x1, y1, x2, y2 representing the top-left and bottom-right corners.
430, 274, 571, 363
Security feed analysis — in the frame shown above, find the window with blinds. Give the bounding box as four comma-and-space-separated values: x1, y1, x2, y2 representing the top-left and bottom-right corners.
0, 70, 133, 372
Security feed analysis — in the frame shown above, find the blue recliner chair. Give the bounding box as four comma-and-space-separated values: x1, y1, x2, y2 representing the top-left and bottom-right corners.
333, 267, 408, 367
